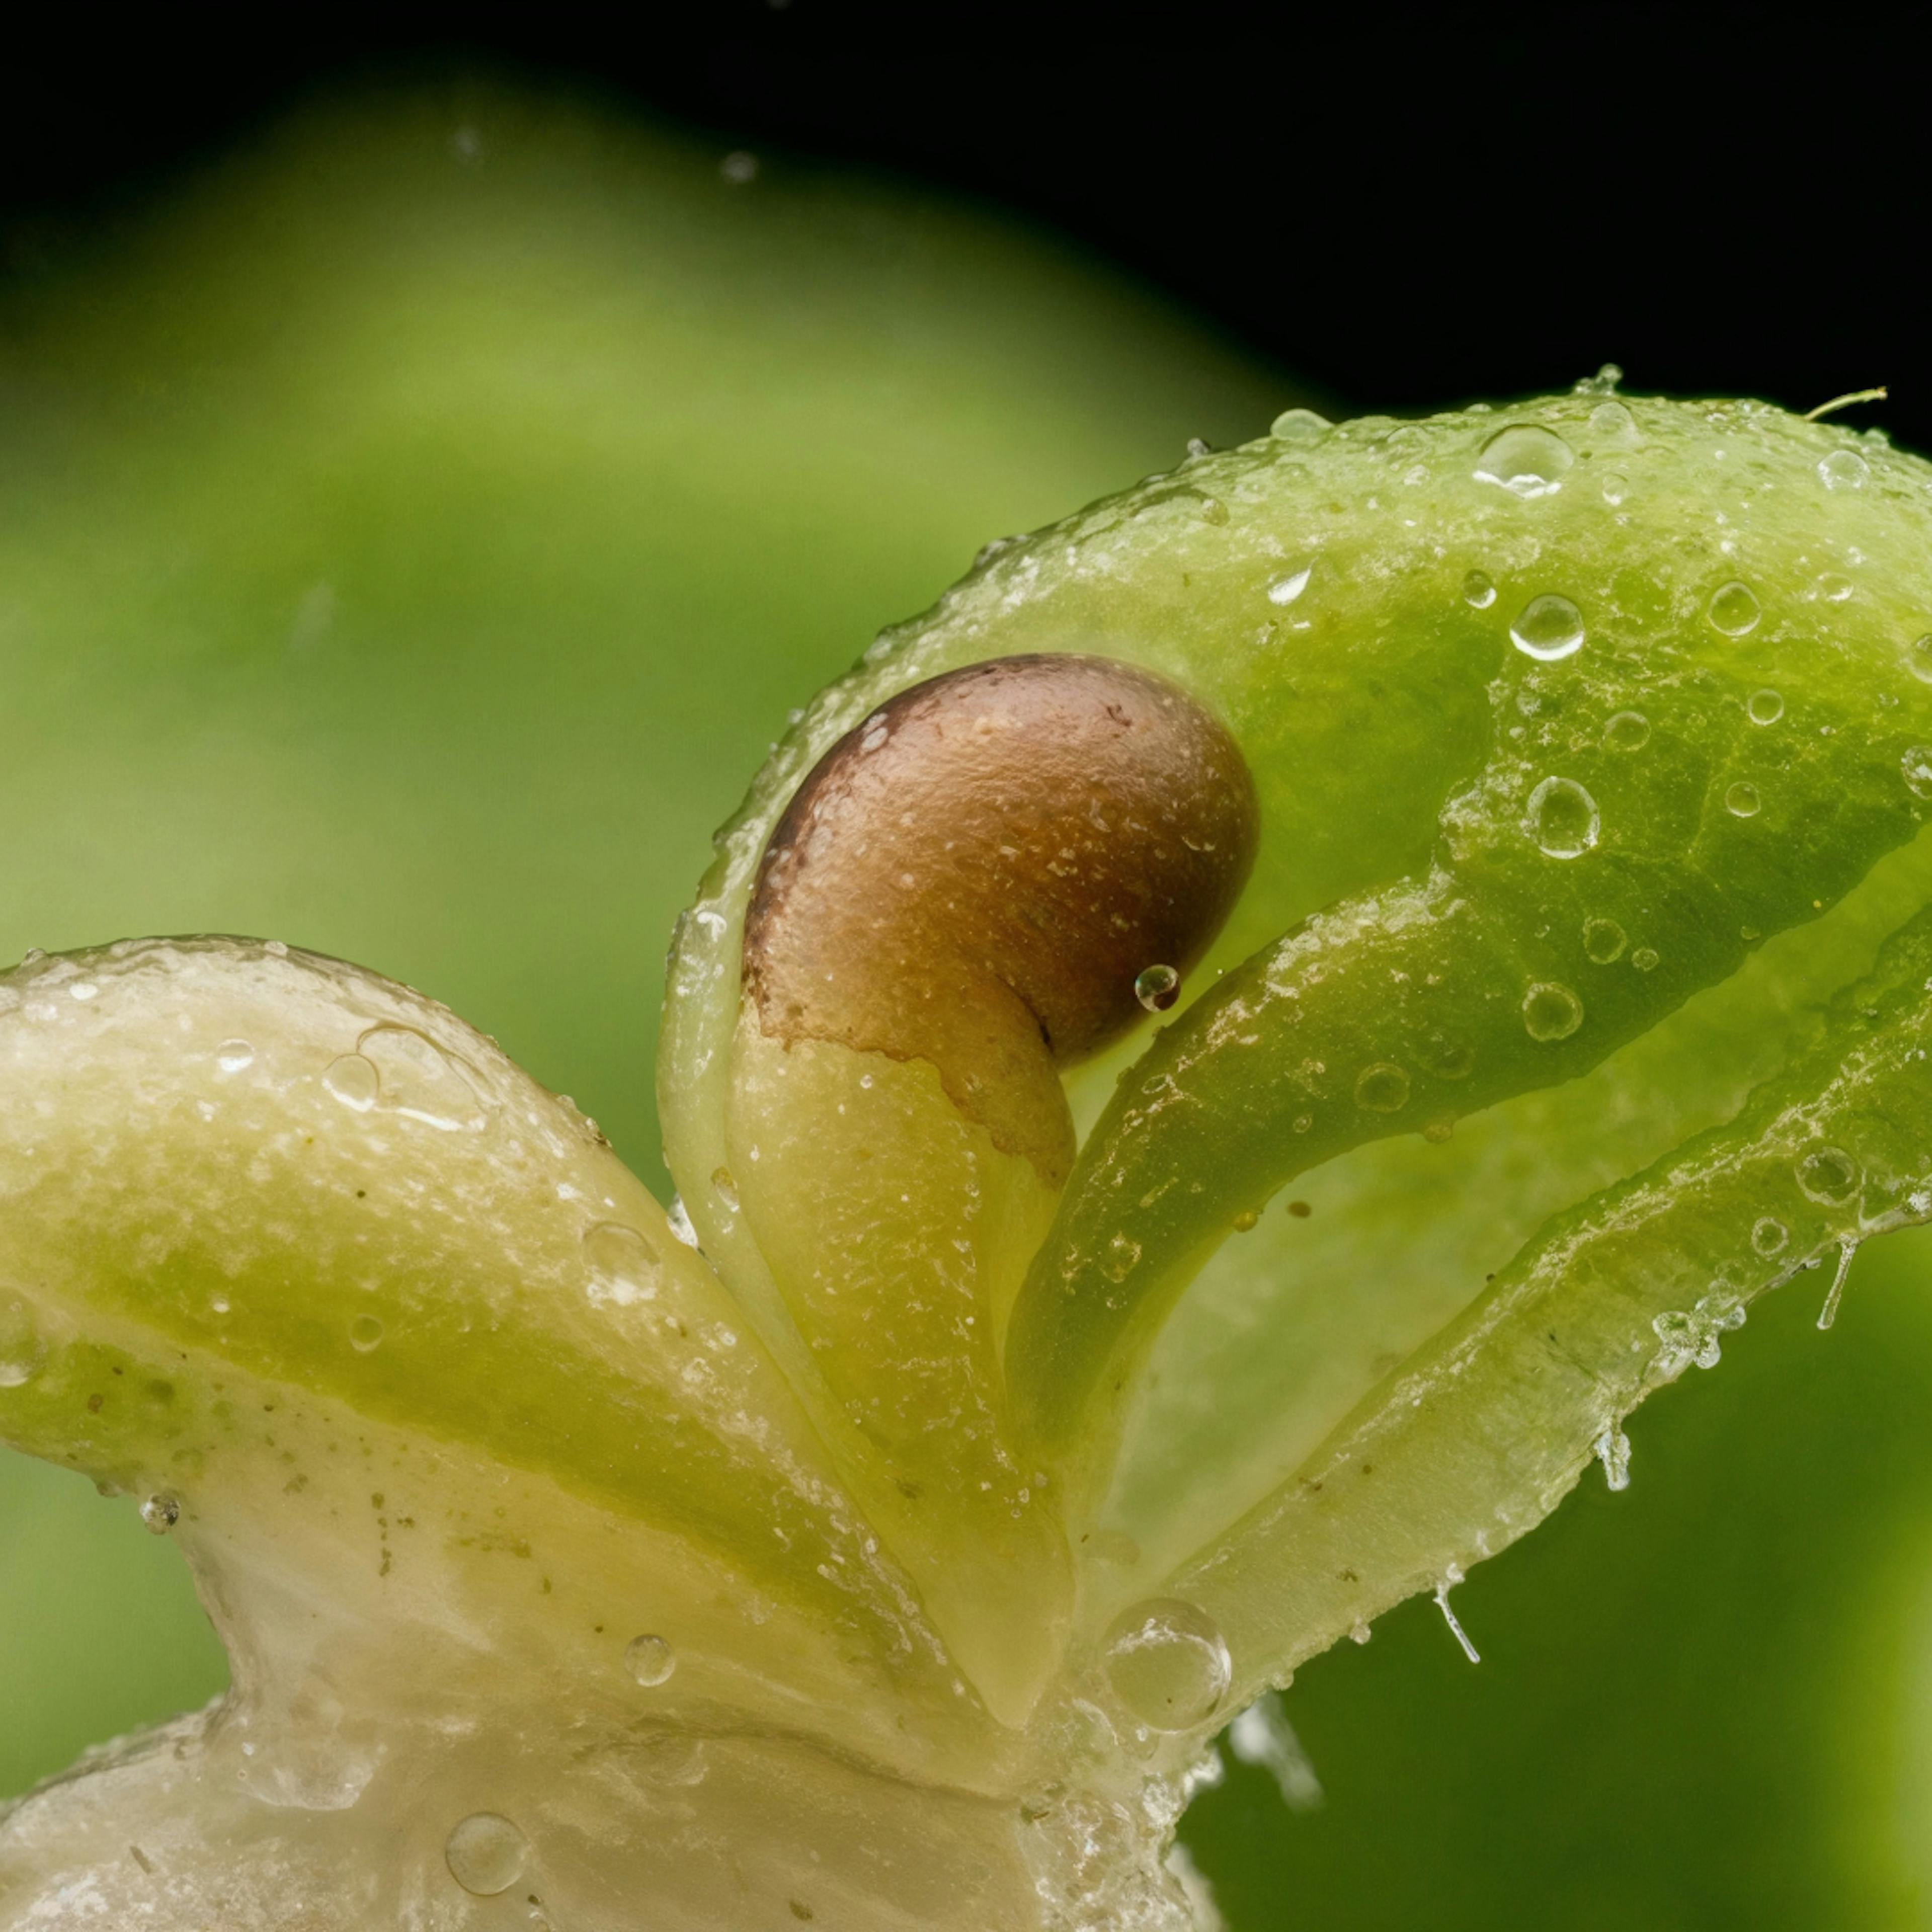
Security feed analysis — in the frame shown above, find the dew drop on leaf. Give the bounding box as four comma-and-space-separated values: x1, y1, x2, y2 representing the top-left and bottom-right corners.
625, 1634, 677, 1687
1134, 964, 1181, 1012
1525, 776, 1600, 857
1707, 580, 1762, 635
1509, 594, 1585, 662
1818, 448, 1870, 491
1522, 982, 1584, 1042
444, 1813, 531, 1896
1352, 1062, 1410, 1112
1101, 1598, 1231, 1731
1582, 917, 1627, 964
1474, 424, 1574, 498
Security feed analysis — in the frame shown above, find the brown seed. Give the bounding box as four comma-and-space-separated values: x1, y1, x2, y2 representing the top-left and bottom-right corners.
743, 654, 1257, 1184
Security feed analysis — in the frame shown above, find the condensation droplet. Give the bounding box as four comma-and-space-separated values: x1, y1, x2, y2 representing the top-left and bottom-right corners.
1746, 688, 1785, 726
1724, 781, 1761, 818
1231, 1208, 1259, 1233
1352, 1063, 1410, 1113
625, 1634, 677, 1687
1103, 1234, 1143, 1282
1796, 1145, 1860, 1206
1101, 1598, 1231, 1731
139, 1493, 180, 1535
1631, 946, 1660, 973
1525, 776, 1600, 858
583, 1221, 662, 1308
358, 1024, 488, 1132
216, 1039, 255, 1074
68, 981, 98, 1002
1604, 710, 1650, 752
1751, 1217, 1789, 1257
349, 1314, 385, 1354
1474, 424, 1574, 498
1902, 746, 1932, 799
1599, 470, 1630, 506
1522, 982, 1584, 1042
1818, 448, 1870, 491
1588, 399, 1637, 443
710, 1167, 740, 1213
1266, 567, 1312, 606
1270, 407, 1332, 445
321, 1054, 379, 1112
1582, 917, 1627, 964
445, 1813, 531, 1896
1907, 635, 1932, 685
1134, 964, 1181, 1012
1461, 569, 1497, 609
1707, 580, 1762, 636
1509, 594, 1585, 662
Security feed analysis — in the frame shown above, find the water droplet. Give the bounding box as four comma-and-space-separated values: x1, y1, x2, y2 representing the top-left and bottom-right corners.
1103, 1234, 1143, 1282
625, 1634, 677, 1687
1582, 917, 1627, 964
1349, 1620, 1373, 1645
583, 1222, 662, 1308
1417, 1031, 1477, 1080
1232, 1208, 1259, 1233
1352, 1063, 1410, 1113
0, 1299, 44, 1389
1134, 484, 1228, 526
1818, 571, 1855, 603
1707, 580, 1761, 636
1101, 1598, 1231, 1731
216, 1039, 255, 1074
68, 981, 98, 1002
140, 1493, 180, 1535
1630, 946, 1660, 973
710, 1166, 740, 1212
321, 1054, 379, 1112
1746, 688, 1785, 726
1461, 569, 1497, 609
1509, 594, 1585, 662
445, 1813, 531, 1896
1818, 448, 1870, 491
349, 1314, 385, 1353
1266, 567, 1312, 606
264, 939, 289, 958
1589, 397, 1636, 439
1796, 1145, 1859, 1205
1907, 635, 1932, 684
1604, 710, 1650, 752
1724, 780, 1761, 818
358, 1025, 487, 1132
1593, 1426, 1631, 1492
1902, 747, 1932, 799
1473, 424, 1574, 498
1269, 407, 1332, 445
1134, 964, 1181, 1012
1522, 982, 1584, 1042
1751, 1217, 1789, 1256
1525, 776, 1600, 858
1599, 470, 1630, 506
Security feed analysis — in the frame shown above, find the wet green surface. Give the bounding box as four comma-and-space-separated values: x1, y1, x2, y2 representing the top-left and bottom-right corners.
6, 71, 1932, 1932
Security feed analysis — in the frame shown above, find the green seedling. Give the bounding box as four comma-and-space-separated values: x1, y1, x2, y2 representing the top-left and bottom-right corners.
5, 372, 1930, 1928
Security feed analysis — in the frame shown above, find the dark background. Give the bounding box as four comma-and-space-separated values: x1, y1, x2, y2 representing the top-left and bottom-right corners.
3, 2, 1918, 447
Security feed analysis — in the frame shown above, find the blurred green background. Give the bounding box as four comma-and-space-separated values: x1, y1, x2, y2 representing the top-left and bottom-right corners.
4, 74, 1931, 1929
